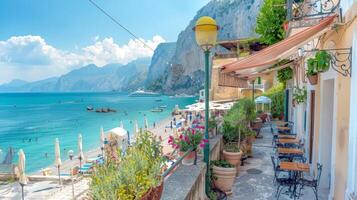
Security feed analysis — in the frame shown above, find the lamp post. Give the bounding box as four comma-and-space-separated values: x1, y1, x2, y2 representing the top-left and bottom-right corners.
193, 16, 219, 194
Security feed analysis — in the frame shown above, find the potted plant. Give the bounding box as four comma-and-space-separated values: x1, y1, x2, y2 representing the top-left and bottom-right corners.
306, 50, 332, 85
243, 128, 256, 157
90, 131, 165, 200
306, 57, 318, 85
208, 116, 217, 138
293, 86, 307, 104
211, 160, 236, 195
168, 128, 206, 166
222, 143, 243, 173
277, 67, 293, 88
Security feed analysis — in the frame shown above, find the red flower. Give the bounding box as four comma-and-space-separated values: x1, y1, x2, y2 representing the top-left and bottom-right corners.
179, 134, 183, 139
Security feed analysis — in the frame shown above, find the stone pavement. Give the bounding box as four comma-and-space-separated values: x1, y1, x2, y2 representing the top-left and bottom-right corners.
229, 123, 329, 200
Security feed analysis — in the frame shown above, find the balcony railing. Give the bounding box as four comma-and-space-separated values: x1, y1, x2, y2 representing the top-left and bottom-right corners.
287, 0, 340, 28
247, 83, 265, 90
214, 52, 238, 59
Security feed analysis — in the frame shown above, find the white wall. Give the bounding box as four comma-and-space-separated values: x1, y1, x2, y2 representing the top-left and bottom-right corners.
346, 27, 357, 200
341, 0, 357, 15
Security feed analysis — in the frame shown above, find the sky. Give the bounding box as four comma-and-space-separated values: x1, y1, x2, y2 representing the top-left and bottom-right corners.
0, 0, 210, 84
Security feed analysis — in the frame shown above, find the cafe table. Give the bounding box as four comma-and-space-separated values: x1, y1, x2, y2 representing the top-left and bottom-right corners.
276, 121, 289, 126
278, 148, 304, 155
277, 126, 291, 131
278, 138, 300, 144
278, 134, 296, 139
279, 161, 310, 198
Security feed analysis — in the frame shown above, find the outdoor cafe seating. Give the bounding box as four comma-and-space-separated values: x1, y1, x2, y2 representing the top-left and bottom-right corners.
271, 123, 323, 200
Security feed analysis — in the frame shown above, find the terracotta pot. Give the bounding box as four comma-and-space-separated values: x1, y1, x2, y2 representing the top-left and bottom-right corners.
307, 74, 318, 85
223, 150, 243, 174
212, 165, 236, 195
178, 151, 195, 166
283, 21, 289, 31
141, 181, 164, 200
245, 142, 253, 157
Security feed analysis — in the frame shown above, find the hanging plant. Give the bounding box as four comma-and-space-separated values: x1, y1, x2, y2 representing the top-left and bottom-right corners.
293, 86, 307, 104
305, 50, 331, 85
277, 67, 293, 87
315, 50, 332, 72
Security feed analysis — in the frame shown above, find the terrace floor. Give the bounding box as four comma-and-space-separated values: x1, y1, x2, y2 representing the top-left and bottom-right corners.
229, 124, 329, 200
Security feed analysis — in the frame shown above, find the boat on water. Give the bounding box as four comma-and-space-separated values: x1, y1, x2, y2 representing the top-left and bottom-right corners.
159, 105, 167, 108
129, 89, 161, 97
151, 107, 163, 112
87, 106, 94, 111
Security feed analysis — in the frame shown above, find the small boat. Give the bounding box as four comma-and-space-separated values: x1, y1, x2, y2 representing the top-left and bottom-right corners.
129, 89, 161, 97
87, 106, 94, 111
155, 99, 163, 102
159, 105, 167, 108
151, 108, 163, 112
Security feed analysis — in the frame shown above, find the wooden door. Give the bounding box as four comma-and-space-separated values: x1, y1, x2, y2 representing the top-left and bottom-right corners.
309, 91, 315, 163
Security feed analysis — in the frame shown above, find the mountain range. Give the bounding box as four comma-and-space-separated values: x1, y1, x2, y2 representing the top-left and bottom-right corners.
0, 0, 263, 94
0, 58, 150, 92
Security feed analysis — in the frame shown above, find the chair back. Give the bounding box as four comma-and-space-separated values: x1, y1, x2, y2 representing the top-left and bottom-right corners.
271, 156, 278, 178
316, 163, 323, 186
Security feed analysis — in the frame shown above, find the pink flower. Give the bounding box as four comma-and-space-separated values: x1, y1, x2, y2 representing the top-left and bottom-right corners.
199, 143, 205, 148
179, 134, 183, 139
203, 139, 209, 143
191, 129, 195, 135
184, 136, 190, 142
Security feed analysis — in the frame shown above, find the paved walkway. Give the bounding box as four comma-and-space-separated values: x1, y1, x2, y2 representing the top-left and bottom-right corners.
229, 123, 329, 200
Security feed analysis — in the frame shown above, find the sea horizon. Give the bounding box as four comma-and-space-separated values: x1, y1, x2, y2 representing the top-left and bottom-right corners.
0, 92, 197, 172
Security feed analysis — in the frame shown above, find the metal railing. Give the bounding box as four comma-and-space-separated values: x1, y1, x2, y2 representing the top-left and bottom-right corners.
161, 147, 196, 178
287, 0, 340, 21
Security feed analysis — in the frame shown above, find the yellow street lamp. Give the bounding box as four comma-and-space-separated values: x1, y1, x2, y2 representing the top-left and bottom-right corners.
193, 16, 219, 51
193, 16, 219, 195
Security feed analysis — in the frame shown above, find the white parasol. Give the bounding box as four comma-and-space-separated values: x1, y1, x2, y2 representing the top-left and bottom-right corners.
78, 134, 84, 168
54, 138, 62, 185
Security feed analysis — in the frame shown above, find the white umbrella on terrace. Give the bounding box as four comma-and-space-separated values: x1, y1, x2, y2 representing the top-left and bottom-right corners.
78, 134, 84, 168
18, 149, 27, 200
54, 138, 62, 185
144, 117, 149, 130
100, 127, 105, 156
133, 120, 139, 141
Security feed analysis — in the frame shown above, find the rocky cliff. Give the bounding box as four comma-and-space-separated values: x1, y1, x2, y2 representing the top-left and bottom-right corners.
147, 0, 263, 95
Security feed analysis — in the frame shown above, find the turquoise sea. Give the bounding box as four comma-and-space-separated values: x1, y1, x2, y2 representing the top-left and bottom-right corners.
0, 92, 196, 172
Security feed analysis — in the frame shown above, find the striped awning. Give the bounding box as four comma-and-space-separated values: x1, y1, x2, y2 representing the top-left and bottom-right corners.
221, 15, 337, 75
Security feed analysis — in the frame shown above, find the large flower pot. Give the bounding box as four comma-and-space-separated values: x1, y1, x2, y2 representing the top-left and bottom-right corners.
307, 74, 318, 85
178, 151, 195, 166
245, 141, 253, 157
212, 165, 236, 195
223, 150, 243, 174
141, 181, 164, 200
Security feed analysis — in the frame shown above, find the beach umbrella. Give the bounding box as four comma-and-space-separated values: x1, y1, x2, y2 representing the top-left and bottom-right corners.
54, 138, 62, 185
78, 134, 84, 168
120, 121, 124, 129
18, 149, 27, 200
100, 127, 105, 156
144, 117, 149, 130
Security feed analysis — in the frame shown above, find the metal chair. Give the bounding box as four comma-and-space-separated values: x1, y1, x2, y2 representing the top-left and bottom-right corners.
271, 156, 296, 199
298, 163, 323, 200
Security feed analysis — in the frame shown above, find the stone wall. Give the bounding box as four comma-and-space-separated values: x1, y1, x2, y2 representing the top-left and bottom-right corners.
161, 134, 223, 200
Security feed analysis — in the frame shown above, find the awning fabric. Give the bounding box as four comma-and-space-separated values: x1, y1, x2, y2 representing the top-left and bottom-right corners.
221, 15, 337, 74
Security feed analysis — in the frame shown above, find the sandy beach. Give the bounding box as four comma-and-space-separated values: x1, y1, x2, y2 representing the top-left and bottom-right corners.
0, 115, 176, 200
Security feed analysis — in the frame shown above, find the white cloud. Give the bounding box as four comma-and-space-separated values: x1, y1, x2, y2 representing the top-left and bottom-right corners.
83, 35, 165, 66
0, 35, 165, 84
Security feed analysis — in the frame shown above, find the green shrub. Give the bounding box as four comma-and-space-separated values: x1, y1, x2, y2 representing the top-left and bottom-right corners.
263, 83, 285, 118
277, 67, 293, 87
211, 160, 235, 168
90, 131, 165, 200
